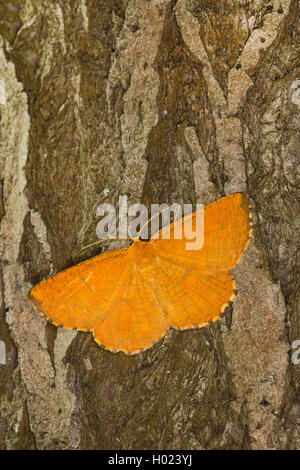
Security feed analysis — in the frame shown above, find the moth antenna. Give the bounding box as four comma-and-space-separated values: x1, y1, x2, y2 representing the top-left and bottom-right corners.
82, 236, 133, 250
137, 206, 178, 239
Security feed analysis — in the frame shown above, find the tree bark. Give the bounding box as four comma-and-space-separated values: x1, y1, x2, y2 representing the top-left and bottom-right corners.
0, 0, 299, 450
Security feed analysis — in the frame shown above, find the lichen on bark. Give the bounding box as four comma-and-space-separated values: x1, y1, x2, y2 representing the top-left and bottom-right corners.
0, 0, 299, 449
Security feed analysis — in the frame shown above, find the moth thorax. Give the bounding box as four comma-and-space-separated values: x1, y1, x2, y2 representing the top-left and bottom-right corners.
131, 242, 155, 268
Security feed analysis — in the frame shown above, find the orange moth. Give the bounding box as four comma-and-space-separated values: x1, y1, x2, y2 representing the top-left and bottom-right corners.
29, 193, 252, 354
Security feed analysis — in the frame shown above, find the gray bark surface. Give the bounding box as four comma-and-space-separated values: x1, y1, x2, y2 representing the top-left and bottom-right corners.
0, 0, 299, 449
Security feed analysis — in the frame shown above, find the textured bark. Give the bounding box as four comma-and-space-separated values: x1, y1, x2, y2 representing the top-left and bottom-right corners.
0, 0, 299, 450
